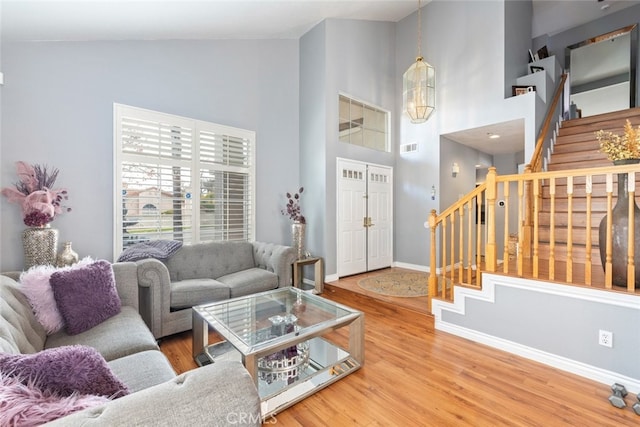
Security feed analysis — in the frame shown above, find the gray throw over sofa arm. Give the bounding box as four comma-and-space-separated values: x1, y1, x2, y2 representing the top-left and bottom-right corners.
47, 360, 262, 426
137, 241, 297, 339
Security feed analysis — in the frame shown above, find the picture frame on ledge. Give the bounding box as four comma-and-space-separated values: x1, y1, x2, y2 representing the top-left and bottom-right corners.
536, 45, 549, 59
512, 85, 536, 96
530, 65, 544, 74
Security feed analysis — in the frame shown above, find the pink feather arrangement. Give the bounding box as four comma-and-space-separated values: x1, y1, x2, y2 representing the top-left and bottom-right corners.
1, 161, 71, 227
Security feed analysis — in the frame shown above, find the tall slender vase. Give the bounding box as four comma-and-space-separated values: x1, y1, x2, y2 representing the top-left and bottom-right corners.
291, 221, 306, 260
22, 225, 59, 269
598, 159, 640, 288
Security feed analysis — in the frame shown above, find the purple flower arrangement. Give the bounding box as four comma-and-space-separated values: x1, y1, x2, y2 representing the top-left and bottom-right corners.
281, 187, 305, 224
1, 161, 71, 227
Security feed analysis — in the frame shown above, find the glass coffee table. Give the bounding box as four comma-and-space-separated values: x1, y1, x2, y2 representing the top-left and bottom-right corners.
192, 287, 364, 418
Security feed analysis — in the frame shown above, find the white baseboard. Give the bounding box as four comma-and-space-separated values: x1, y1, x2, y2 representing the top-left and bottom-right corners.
324, 273, 339, 283
432, 274, 640, 393
436, 320, 640, 394
392, 261, 429, 272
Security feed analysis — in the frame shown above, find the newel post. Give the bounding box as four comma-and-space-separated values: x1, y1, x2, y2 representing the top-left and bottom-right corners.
485, 167, 498, 272
428, 209, 438, 312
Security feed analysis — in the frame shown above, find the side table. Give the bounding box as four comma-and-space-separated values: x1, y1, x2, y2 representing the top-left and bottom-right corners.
292, 257, 324, 294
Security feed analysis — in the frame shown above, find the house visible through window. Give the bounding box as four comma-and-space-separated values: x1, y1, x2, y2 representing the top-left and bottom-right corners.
114, 104, 256, 257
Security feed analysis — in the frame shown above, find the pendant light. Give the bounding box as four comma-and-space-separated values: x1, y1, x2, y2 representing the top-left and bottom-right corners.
403, 0, 435, 124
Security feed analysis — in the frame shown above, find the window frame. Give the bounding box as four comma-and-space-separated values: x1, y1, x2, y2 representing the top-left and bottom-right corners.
113, 103, 256, 258
338, 93, 390, 152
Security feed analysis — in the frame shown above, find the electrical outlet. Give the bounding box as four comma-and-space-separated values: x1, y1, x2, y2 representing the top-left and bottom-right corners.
599, 330, 613, 348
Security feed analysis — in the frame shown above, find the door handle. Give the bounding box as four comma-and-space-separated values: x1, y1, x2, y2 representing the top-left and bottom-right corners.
363, 217, 375, 227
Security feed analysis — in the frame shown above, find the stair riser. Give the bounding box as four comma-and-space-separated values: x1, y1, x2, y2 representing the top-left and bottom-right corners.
536, 244, 603, 267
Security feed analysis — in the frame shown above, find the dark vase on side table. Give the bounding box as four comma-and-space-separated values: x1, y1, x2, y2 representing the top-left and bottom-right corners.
598, 159, 640, 288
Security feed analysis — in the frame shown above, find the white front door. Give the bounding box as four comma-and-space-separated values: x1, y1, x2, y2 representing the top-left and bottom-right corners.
337, 159, 393, 277
367, 164, 393, 271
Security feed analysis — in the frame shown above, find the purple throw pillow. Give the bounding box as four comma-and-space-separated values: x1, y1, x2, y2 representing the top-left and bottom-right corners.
0, 345, 129, 398
19, 257, 95, 334
50, 260, 122, 335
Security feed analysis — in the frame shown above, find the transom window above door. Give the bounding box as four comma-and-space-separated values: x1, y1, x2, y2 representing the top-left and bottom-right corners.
338, 94, 390, 152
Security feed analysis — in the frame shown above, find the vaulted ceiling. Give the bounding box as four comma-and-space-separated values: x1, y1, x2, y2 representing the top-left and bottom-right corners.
2, 0, 638, 42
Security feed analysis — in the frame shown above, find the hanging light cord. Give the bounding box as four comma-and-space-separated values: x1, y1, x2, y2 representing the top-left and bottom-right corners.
417, 0, 422, 59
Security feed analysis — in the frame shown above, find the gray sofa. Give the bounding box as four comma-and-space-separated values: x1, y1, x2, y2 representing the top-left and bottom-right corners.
137, 241, 297, 339
0, 263, 261, 426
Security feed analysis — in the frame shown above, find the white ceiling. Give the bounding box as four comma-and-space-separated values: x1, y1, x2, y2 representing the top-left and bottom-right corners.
0, 0, 419, 41
443, 119, 526, 157
532, 0, 640, 39
3, 0, 640, 42
2, 0, 640, 157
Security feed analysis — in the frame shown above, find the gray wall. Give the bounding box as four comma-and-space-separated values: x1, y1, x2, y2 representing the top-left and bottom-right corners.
0, 39, 299, 270
2, 1, 632, 276
442, 276, 640, 381
439, 138, 484, 266
395, 0, 509, 268
504, 0, 533, 99
300, 22, 327, 270
300, 18, 396, 276
439, 138, 480, 210
533, 4, 640, 104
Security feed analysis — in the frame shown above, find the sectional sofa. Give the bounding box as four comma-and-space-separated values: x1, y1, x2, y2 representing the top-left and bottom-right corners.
0, 262, 261, 425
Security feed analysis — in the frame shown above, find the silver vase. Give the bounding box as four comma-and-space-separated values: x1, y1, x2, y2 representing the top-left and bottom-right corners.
56, 241, 79, 267
291, 221, 306, 260
22, 226, 59, 269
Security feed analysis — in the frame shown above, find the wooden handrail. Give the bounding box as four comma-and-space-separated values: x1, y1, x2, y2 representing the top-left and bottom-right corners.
433, 183, 485, 222
529, 73, 568, 173
496, 163, 640, 181
427, 163, 640, 309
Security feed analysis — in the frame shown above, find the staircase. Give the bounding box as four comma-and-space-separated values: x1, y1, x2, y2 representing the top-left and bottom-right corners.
536, 107, 640, 281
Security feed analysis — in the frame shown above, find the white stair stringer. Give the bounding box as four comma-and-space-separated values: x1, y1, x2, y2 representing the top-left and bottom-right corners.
431, 273, 640, 394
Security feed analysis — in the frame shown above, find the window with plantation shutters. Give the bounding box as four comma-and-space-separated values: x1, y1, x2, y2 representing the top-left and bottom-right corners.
114, 104, 255, 258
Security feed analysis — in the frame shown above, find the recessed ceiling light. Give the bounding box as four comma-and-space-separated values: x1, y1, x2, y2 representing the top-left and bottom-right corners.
488, 133, 500, 139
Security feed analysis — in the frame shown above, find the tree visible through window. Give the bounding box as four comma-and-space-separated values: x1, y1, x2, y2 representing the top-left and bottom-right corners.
114, 104, 256, 257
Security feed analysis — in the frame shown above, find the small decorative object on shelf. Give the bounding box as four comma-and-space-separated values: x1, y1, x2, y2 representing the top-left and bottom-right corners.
281, 187, 307, 259
512, 85, 536, 96
259, 314, 310, 384
1, 161, 71, 269
56, 241, 79, 267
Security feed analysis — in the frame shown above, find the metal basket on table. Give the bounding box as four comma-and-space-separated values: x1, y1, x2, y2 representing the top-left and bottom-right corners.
258, 314, 310, 384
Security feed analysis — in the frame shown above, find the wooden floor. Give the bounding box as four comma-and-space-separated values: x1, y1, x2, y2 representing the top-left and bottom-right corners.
159, 273, 639, 426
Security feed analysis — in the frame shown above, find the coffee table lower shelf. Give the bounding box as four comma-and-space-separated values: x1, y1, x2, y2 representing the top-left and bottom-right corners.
196, 337, 361, 417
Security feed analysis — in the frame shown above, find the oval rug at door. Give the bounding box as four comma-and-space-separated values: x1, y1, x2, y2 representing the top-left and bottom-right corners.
357, 272, 429, 297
